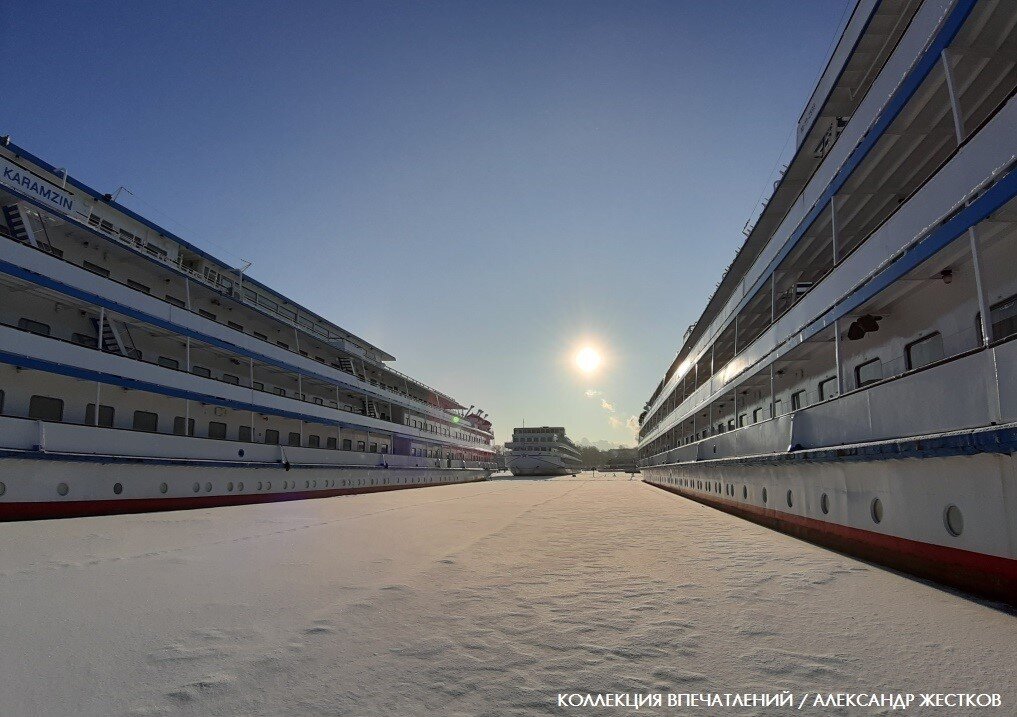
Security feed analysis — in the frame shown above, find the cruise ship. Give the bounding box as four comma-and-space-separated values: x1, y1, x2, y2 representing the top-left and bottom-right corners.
638, 0, 1017, 602
505, 427, 583, 476
0, 137, 496, 520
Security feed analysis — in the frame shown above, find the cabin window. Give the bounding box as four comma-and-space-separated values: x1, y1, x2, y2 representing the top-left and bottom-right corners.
222, 374, 240, 385
198, 309, 217, 321
253, 381, 264, 391
173, 416, 195, 436
791, 390, 807, 411
288, 432, 301, 447
258, 296, 278, 311
208, 422, 227, 440
158, 356, 179, 370
83, 261, 111, 278
132, 410, 158, 432
191, 366, 211, 378
17, 318, 50, 336
165, 295, 186, 308
772, 399, 782, 417
145, 242, 168, 259
738, 413, 747, 427
299, 350, 309, 357
752, 407, 764, 424
239, 425, 253, 442
243, 288, 257, 302
342, 439, 352, 451
307, 435, 320, 448
906, 332, 944, 370
0, 390, 4, 414
274, 387, 286, 396
357, 440, 366, 452
227, 321, 244, 332
127, 280, 150, 294
369, 442, 378, 453
29, 395, 63, 422
976, 293, 1017, 343
326, 437, 337, 449
72, 332, 98, 348
818, 376, 838, 401
854, 358, 883, 387
85, 403, 115, 427
313, 397, 324, 406
380, 444, 389, 454
253, 331, 268, 341
264, 429, 280, 445
276, 341, 289, 350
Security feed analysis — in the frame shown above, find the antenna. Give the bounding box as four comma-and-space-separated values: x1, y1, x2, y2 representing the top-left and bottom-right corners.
111, 186, 134, 203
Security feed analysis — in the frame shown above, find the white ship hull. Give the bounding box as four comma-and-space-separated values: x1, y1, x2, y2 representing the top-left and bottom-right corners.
506, 453, 577, 477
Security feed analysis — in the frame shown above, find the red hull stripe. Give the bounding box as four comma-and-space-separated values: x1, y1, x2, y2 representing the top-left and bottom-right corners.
0, 478, 487, 522
647, 481, 1017, 605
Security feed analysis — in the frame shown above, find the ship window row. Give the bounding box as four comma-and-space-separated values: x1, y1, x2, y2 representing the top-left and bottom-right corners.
639, 195, 1017, 459
0, 278, 490, 449
640, 4, 1017, 439
0, 209, 483, 430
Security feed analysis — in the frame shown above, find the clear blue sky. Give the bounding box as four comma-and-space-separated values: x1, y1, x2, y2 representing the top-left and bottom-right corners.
7, 0, 849, 446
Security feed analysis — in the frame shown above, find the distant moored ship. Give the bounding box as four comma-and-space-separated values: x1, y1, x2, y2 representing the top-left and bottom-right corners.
506, 426, 582, 476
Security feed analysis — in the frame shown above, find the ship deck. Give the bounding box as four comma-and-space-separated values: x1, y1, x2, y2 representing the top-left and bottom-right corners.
1, 474, 1013, 715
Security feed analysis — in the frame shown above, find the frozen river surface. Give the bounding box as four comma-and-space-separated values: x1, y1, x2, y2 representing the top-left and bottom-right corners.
1, 473, 1014, 716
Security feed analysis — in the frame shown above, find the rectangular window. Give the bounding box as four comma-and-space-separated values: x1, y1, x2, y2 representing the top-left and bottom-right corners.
738, 413, 747, 427
158, 356, 180, 370
772, 398, 782, 417
307, 434, 320, 448
238, 425, 253, 442
818, 376, 838, 401
198, 309, 217, 321
85, 403, 115, 427
17, 318, 50, 336
192, 366, 211, 378
369, 442, 378, 453
380, 444, 388, 454
276, 341, 289, 350
127, 280, 150, 294
357, 440, 366, 452
906, 332, 944, 371
133, 410, 158, 432
227, 321, 244, 332
299, 350, 309, 357
983, 294, 1017, 343
854, 358, 883, 388
288, 432, 301, 447
313, 397, 323, 406
83, 261, 110, 278
165, 294, 186, 308
207, 422, 227, 440
253, 331, 268, 341
71, 332, 98, 348
265, 429, 280, 445
274, 387, 286, 396
326, 436, 337, 449
253, 381, 264, 391
791, 390, 807, 411
222, 374, 239, 385
173, 416, 195, 436
342, 439, 352, 451
752, 407, 764, 424
243, 288, 257, 303
28, 395, 63, 422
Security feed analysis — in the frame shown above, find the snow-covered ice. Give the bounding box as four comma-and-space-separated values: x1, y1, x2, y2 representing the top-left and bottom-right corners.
0, 473, 1013, 716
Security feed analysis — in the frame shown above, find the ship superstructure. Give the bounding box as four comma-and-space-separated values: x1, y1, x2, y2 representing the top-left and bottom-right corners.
0, 137, 496, 519
505, 427, 583, 476
638, 0, 1017, 601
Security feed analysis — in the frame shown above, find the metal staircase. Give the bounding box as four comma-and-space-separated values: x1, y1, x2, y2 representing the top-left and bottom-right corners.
364, 399, 379, 418
90, 316, 141, 359
2, 203, 53, 252
337, 357, 356, 375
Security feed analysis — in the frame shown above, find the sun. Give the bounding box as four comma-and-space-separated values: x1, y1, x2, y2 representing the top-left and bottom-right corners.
575, 346, 602, 374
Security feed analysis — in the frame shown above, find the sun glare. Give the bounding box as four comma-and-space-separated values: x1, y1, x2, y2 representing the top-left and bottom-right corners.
575, 346, 602, 374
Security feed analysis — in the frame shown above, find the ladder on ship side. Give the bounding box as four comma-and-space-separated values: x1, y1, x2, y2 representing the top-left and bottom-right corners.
2, 203, 54, 253
90, 316, 141, 359
364, 399, 379, 419
337, 357, 356, 375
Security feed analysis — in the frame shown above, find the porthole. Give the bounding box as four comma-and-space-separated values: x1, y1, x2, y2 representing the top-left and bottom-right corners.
820, 493, 829, 515
742, 485, 747, 500
192, 482, 200, 493
257, 482, 263, 491
786, 490, 793, 508
57, 482, 69, 496
305, 481, 310, 489
159, 482, 168, 494
871, 497, 883, 524
761, 488, 767, 504
312, 480, 317, 488
266, 482, 271, 490
944, 505, 963, 537
238, 449, 245, 458
205, 482, 212, 493
227, 482, 234, 492
113, 483, 123, 495
238, 482, 244, 492
0, 481, 5, 497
